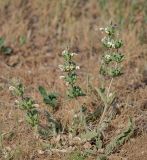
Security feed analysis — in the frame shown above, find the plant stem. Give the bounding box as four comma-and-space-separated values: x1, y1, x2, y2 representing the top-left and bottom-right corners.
107, 78, 113, 98
99, 102, 108, 125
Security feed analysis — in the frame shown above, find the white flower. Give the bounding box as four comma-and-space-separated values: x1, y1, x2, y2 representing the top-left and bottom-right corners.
69, 65, 74, 71
105, 28, 109, 34
76, 66, 80, 70
112, 43, 115, 48
101, 37, 107, 43
70, 52, 77, 56
15, 100, 19, 104
65, 82, 69, 86
107, 41, 112, 45
59, 76, 65, 79
99, 27, 104, 31
62, 50, 67, 55
58, 65, 64, 71
74, 114, 78, 118
9, 86, 15, 91
33, 104, 39, 108
108, 93, 113, 97
38, 150, 45, 155
107, 39, 115, 48
105, 54, 111, 59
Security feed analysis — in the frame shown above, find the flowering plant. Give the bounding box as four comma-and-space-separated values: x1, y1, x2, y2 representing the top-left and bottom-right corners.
59, 49, 85, 98
98, 23, 124, 125
9, 82, 39, 127
99, 24, 124, 78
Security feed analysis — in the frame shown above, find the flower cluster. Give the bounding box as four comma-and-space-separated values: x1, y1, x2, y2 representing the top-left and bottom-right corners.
99, 24, 124, 77
101, 37, 123, 49
59, 49, 85, 98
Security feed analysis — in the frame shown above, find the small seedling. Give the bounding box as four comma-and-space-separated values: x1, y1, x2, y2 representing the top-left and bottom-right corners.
19, 35, 27, 46
38, 86, 59, 110
0, 37, 12, 55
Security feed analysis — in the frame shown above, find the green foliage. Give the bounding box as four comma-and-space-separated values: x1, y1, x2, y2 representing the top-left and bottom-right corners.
18, 97, 35, 110
26, 109, 39, 127
8, 18, 135, 159
0, 37, 4, 48
97, 23, 125, 128
100, 23, 124, 78
67, 86, 85, 98
98, 0, 108, 10
0, 131, 3, 150
96, 87, 115, 106
9, 82, 24, 97
38, 86, 58, 110
19, 97, 39, 127
89, 23, 134, 159
108, 67, 123, 77
19, 35, 26, 46
0, 37, 12, 55
59, 49, 85, 98
103, 52, 124, 64
9, 82, 39, 127
64, 72, 77, 85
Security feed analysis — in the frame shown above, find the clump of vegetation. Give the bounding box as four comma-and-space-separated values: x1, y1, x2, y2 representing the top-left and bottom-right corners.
98, 23, 124, 127
96, 23, 134, 158
79, 23, 134, 159
9, 81, 62, 138
0, 37, 12, 55
38, 86, 59, 111
9, 23, 134, 159
9, 82, 39, 127
59, 49, 85, 98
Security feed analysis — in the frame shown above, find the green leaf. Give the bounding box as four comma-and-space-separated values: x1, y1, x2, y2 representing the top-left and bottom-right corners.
107, 92, 115, 105
95, 88, 107, 104
19, 97, 35, 110
1, 46, 13, 55
38, 86, 58, 109
38, 86, 48, 97
0, 37, 4, 48
67, 86, 85, 98
19, 35, 26, 46
25, 109, 39, 127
